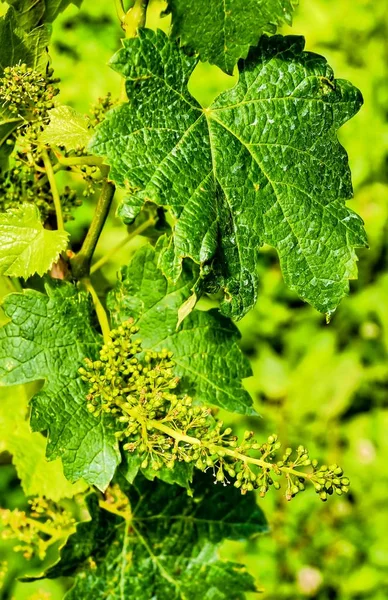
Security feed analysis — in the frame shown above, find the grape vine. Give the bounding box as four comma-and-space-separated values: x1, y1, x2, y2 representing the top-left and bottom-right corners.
0, 0, 367, 597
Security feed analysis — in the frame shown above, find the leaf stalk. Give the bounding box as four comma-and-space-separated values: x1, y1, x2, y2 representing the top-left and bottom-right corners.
41, 149, 64, 231
90, 216, 156, 274
82, 279, 111, 344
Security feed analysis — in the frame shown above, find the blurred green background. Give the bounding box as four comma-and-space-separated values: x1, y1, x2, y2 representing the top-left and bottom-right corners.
0, 0, 387, 598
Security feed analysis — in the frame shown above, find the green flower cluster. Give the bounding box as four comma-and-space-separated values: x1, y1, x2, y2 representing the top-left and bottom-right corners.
0, 63, 59, 123
0, 497, 74, 560
0, 64, 85, 220
89, 92, 115, 128
0, 156, 81, 221
80, 322, 350, 500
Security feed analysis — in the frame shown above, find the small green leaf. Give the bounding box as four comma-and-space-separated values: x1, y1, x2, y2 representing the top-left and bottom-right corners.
41, 105, 91, 151
166, 0, 298, 74
107, 243, 254, 414
36, 475, 267, 598
91, 30, 366, 320
0, 383, 87, 500
0, 281, 121, 490
0, 204, 69, 278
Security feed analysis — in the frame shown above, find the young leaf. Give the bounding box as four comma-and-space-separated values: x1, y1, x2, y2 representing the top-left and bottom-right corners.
0, 281, 121, 490
107, 244, 254, 414
0, 204, 69, 278
91, 30, 367, 320
37, 475, 267, 598
40, 105, 92, 151
0, 384, 87, 500
166, 0, 298, 74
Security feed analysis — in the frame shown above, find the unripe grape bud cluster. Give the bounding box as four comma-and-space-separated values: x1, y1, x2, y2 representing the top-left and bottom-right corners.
0, 497, 74, 560
81, 322, 350, 501
0, 64, 59, 124
0, 65, 92, 220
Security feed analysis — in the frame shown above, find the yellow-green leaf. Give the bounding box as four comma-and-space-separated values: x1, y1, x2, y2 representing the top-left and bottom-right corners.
41, 105, 91, 151
0, 383, 87, 500
0, 203, 69, 278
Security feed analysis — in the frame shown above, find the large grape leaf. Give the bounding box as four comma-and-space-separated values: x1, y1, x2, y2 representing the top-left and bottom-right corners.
0, 7, 50, 75
0, 204, 69, 278
0, 281, 120, 490
91, 30, 367, 320
107, 243, 254, 414
166, 0, 298, 74
0, 384, 87, 500
37, 475, 267, 599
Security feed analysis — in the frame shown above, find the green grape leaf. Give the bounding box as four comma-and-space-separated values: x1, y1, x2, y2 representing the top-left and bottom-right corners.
37, 475, 267, 598
107, 244, 254, 415
121, 451, 194, 490
40, 105, 92, 151
0, 384, 87, 500
0, 281, 121, 490
0, 8, 50, 75
91, 30, 367, 320
0, 204, 69, 278
0, 0, 83, 31
166, 0, 298, 74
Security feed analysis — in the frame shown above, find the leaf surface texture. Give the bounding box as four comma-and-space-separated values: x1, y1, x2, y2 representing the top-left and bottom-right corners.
166, 0, 298, 73
42, 475, 267, 599
0, 281, 120, 489
92, 30, 366, 319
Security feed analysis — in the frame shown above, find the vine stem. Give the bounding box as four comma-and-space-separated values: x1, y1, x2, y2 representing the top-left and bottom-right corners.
90, 216, 156, 274
71, 177, 116, 280
23, 516, 75, 539
82, 279, 111, 344
99, 499, 130, 520
122, 0, 149, 37
41, 148, 64, 230
114, 0, 126, 21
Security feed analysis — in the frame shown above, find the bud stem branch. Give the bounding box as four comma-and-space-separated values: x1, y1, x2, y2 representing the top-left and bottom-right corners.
90, 216, 156, 274
82, 279, 111, 344
54, 153, 104, 168
126, 413, 313, 482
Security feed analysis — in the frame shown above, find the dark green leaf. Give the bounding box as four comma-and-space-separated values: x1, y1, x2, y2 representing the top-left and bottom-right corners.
91, 30, 366, 320
1, 0, 83, 31
0, 281, 120, 490
107, 243, 254, 414
120, 451, 194, 490
0, 8, 50, 75
40, 475, 267, 599
0, 107, 21, 171
166, 0, 298, 74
